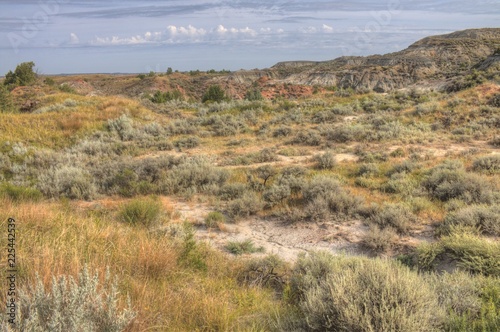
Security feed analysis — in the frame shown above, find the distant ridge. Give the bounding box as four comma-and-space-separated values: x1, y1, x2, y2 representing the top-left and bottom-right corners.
42, 28, 500, 99
227, 28, 500, 93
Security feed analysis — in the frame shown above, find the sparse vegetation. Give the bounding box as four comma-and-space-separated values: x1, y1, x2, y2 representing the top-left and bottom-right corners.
1, 56, 500, 331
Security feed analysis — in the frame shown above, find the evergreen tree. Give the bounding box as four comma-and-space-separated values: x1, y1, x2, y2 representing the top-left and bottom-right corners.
4, 61, 37, 87
202, 85, 226, 103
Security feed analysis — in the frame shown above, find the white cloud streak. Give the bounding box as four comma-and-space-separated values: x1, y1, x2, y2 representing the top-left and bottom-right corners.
89, 24, 339, 46
70, 33, 79, 44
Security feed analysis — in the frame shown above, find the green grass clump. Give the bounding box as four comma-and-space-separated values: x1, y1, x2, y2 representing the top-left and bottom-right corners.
441, 231, 500, 277
118, 197, 161, 227
416, 229, 500, 277
0, 183, 42, 201
225, 239, 264, 255
205, 211, 226, 228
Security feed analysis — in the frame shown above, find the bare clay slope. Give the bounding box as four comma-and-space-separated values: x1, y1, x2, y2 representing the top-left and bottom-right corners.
230, 28, 500, 92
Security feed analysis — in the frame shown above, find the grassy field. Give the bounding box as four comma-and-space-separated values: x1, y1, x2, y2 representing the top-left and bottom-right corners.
0, 75, 499, 331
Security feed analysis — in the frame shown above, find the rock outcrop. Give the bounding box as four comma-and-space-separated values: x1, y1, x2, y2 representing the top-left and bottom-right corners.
228, 28, 500, 93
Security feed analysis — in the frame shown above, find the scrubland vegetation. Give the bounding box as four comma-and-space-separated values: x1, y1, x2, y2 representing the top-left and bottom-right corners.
0, 63, 499, 331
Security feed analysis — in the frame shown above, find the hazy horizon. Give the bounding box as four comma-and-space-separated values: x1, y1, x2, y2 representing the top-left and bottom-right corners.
1, 1, 499, 75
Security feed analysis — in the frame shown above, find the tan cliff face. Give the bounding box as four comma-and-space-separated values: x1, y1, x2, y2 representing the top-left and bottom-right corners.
221, 28, 499, 94
257, 28, 500, 93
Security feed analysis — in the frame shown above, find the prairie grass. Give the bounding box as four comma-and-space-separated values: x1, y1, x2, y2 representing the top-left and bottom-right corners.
0, 94, 155, 149
0, 198, 282, 331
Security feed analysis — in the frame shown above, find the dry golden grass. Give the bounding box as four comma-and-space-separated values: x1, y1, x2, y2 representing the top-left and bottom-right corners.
0, 94, 156, 148
0, 198, 282, 331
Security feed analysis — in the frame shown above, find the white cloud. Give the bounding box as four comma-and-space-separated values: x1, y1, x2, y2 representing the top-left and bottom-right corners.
215, 24, 228, 35
322, 24, 334, 33
70, 32, 79, 44
163, 25, 207, 43
91, 24, 267, 46
91, 34, 151, 46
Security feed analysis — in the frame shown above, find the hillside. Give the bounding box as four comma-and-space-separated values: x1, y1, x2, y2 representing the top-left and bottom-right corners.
262, 28, 500, 92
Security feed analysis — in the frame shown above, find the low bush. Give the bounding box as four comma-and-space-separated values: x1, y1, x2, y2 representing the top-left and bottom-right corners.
363, 225, 397, 253
38, 166, 97, 200
272, 126, 292, 138
205, 211, 225, 228
323, 125, 358, 143
2, 266, 135, 331
489, 136, 500, 148
174, 136, 200, 150
291, 130, 322, 146
416, 230, 500, 277
263, 184, 291, 207
432, 271, 483, 320
313, 151, 336, 170
107, 114, 135, 141
239, 255, 286, 290
225, 239, 264, 255
472, 154, 500, 174
302, 176, 361, 221
226, 192, 263, 219
442, 205, 500, 236
442, 279, 500, 332
423, 165, 494, 204
255, 148, 279, 163
382, 173, 418, 196
287, 253, 442, 332
158, 157, 229, 195
416, 242, 445, 272
357, 163, 379, 177
118, 197, 161, 227
367, 203, 418, 235
217, 183, 247, 201
386, 160, 418, 176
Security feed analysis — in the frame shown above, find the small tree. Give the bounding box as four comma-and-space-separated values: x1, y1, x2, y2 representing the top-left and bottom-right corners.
245, 87, 263, 101
4, 61, 37, 87
202, 85, 226, 103
166, 67, 173, 75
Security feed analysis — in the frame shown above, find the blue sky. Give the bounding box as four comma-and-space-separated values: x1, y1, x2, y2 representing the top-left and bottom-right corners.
0, 0, 499, 74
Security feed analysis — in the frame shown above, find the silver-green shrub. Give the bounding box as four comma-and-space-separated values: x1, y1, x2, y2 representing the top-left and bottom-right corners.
288, 252, 442, 332
38, 166, 97, 200
0, 267, 135, 332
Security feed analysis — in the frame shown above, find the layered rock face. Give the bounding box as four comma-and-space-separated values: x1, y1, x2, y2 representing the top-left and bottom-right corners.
228, 28, 500, 93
